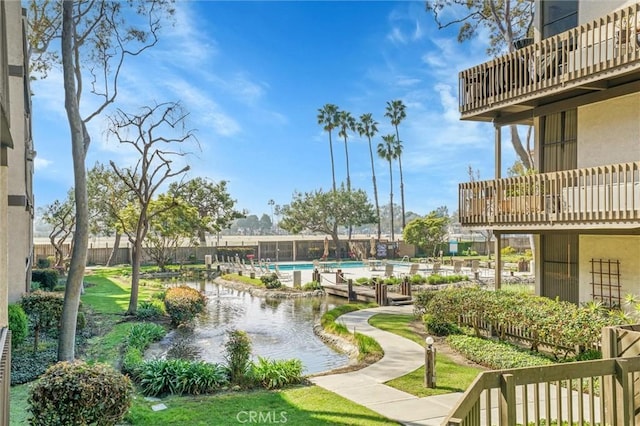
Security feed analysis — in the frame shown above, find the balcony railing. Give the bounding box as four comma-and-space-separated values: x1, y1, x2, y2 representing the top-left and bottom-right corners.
459, 162, 640, 227
443, 356, 640, 425
0, 328, 10, 426
459, 3, 640, 119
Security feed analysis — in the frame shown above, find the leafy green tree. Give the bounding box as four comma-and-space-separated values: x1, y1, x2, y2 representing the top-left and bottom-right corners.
87, 163, 134, 266
40, 190, 75, 268
385, 100, 407, 230
168, 178, 244, 245
317, 104, 340, 192
357, 113, 381, 241
259, 214, 272, 234
144, 195, 200, 271
337, 110, 356, 191
378, 134, 398, 242
279, 185, 376, 259
426, 0, 535, 169
108, 102, 195, 315
403, 209, 450, 256
27, 0, 175, 361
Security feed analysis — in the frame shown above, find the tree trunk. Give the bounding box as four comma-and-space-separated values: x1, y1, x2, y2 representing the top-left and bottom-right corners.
127, 240, 142, 315
367, 138, 382, 241
198, 229, 206, 246
106, 232, 121, 267
58, 1, 89, 362
509, 125, 532, 170
398, 156, 406, 231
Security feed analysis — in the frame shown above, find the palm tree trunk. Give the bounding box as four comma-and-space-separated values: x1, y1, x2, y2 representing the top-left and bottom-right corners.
398, 155, 406, 230
367, 137, 381, 240
329, 132, 336, 192
388, 159, 395, 243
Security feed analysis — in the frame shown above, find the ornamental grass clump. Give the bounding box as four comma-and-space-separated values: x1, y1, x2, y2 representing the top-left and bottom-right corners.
28, 360, 133, 426
224, 329, 253, 387
137, 359, 228, 396
251, 357, 303, 390
163, 285, 206, 325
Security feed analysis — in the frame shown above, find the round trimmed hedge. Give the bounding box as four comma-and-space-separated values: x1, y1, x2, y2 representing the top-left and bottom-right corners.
28, 360, 133, 426
163, 285, 206, 325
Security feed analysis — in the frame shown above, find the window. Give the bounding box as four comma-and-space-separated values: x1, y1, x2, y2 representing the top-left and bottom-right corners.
541, 109, 577, 173
542, 0, 578, 39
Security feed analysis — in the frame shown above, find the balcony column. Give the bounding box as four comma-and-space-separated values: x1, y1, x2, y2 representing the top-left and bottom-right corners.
494, 123, 502, 179
494, 231, 502, 290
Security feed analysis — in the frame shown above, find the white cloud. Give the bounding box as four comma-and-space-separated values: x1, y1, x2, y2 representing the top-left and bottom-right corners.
34, 157, 52, 171
387, 27, 406, 45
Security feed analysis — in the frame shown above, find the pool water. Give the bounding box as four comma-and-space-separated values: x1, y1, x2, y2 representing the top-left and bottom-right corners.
271, 261, 365, 271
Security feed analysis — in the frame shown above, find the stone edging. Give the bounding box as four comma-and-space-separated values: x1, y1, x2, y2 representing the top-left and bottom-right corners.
213, 277, 325, 299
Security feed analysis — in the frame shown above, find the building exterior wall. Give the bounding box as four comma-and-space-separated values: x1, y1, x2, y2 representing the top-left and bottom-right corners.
577, 93, 640, 168
1, 1, 33, 309
578, 235, 640, 305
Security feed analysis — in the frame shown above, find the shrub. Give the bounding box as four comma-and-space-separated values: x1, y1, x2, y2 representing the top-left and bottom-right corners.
224, 329, 253, 386
447, 335, 554, 369
409, 274, 426, 285
500, 246, 517, 256
31, 269, 59, 291
302, 281, 322, 291
8, 304, 28, 348
28, 361, 133, 426
250, 357, 303, 390
137, 359, 227, 396
136, 300, 166, 320
163, 286, 206, 325
423, 313, 460, 336
121, 323, 166, 377
21, 291, 65, 353
260, 273, 282, 289
36, 257, 50, 269
413, 290, 437, 316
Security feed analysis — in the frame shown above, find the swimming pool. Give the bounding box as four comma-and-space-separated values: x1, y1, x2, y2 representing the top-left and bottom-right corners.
271, 261, 365, 271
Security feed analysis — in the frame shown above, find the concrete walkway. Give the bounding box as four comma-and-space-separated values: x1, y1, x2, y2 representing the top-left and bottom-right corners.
309, 305, 463, 426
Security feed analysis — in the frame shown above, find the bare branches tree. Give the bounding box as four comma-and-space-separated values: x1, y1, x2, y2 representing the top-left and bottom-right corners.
27, 0, 174, 361
107, 101, 196, 315
41, 190, 76, 269
426, 0, 535, 170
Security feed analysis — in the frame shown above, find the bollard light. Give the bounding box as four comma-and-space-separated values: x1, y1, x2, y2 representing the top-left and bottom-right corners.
424, 336, 436, 388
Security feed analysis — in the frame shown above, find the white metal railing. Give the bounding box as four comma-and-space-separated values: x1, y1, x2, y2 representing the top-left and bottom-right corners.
459, 162, 640, 226
459, 3, 640, 115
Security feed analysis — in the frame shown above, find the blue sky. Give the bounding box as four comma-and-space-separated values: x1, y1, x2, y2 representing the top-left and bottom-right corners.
31, 0, 518, 221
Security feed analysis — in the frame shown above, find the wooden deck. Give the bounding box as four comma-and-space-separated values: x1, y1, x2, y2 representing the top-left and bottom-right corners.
322, 283, 412, 305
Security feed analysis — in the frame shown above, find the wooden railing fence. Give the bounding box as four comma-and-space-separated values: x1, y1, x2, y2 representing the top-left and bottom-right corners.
459, 161, 640, 226
459, 2, 640, 115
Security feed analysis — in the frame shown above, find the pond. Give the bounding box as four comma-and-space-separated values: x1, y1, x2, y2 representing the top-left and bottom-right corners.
147, 280, 350, 375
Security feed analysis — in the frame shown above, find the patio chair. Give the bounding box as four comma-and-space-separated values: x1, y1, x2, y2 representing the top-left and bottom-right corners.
453, 260, 463, 275
274, 264, 292, 281
401, 263, 420, 278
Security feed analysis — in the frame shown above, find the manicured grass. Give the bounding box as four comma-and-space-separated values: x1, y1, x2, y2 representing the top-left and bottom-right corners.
82, 274, 161, 314
9, 384, 30, 426
126, 385, 399, 425
369, 314, 481, 397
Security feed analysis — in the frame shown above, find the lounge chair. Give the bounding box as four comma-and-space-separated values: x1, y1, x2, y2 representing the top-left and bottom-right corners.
274, 264, 292, 281
401, 263, 420, 278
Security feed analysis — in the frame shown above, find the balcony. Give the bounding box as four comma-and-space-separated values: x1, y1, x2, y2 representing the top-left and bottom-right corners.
459, 3, 640, 122
459, 162, 640, 229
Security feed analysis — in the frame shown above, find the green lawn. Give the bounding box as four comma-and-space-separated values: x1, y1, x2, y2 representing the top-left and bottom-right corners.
368, 313, 481, 397
127, 385, 399, 425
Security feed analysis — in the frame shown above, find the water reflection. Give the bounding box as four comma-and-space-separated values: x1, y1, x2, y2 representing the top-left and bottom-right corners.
148, 280, 349, 374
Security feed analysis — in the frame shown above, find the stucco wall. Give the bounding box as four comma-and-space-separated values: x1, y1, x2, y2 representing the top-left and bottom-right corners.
578, 1, 631, 24
577, 93, 640, 168
578, 235, 640, 305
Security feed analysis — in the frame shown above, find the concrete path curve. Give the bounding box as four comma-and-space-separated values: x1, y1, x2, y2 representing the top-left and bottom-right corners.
309, 305, 462, 426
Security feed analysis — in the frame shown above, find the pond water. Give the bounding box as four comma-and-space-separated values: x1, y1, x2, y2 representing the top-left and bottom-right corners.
147, 280, 350, 375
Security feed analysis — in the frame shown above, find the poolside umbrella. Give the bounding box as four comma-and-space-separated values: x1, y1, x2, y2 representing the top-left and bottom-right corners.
323, 237, 329, 259
370, 237, 376, 258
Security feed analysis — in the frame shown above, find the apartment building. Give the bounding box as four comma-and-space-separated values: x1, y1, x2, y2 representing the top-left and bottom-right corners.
458, 0, 640, 307
1, 2, 34, 420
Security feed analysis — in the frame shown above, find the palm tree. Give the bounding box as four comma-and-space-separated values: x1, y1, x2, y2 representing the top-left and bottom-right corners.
317, 104, 340, 192
378, 134, 398, 243
385, 99, 407, 230
357, 113, 381, 241
337, 110, 356, 192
